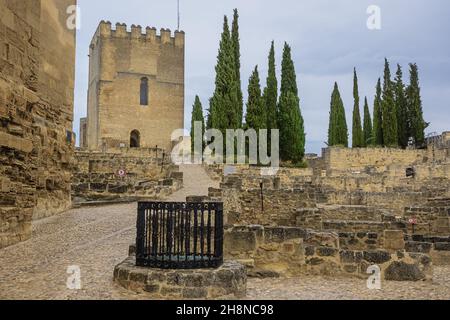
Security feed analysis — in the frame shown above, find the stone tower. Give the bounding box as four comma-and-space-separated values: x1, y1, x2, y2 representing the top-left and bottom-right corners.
86, 21, 185, 151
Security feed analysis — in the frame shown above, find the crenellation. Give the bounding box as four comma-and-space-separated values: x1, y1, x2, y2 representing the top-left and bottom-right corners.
93, 22, 184, 46
174, 30, 185, 48
114, 22, 128, 38
131, 24, 142, 39
145, 27, 157, 42
99, 20, 112, 37
160, 28, 172, 44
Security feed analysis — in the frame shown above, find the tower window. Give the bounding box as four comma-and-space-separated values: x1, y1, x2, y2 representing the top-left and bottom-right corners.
130, 130, 141, 148
140, 77, 149, 105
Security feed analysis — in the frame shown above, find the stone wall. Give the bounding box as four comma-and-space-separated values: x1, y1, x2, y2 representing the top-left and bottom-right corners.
224, 225, 432, 281
86, 21, 185, 152
72, 148, 182, 203
1, 0, 76, 248
323, 147, 427, 174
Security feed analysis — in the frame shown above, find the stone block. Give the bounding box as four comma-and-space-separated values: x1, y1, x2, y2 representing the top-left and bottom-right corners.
1, 177, 11, 193
224, 229, 257, 253
317, 246, 339, 257
405, 241, 432, 254
182, 287, 208, 299
434, 242, 450, 251
383, 230, 405, 251
384, 261, 425, 281
0, 131, 33, 152
363, 250, 391, 264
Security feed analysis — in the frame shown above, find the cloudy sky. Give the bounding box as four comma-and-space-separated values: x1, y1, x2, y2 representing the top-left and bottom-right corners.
73, 0, 450, 154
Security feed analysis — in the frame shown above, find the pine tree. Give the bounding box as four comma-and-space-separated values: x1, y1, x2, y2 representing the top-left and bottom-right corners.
381, 58, 398, 147
263, 41, 278, 154
373, 78, 383, 146
231, 9, 243, 127
394, 64, 409, 148
278, 43, 305, 163
407, 63, 427, 147
209, 16, 240, 133
246, 66, 266, 130
191, 95, 205, 153
352, 68, 364, 148
363, 97, 373, 147
327, 82, 348, 147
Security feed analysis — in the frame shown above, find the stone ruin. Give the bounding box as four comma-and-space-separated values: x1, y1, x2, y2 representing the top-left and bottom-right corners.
200, 134, 450, 282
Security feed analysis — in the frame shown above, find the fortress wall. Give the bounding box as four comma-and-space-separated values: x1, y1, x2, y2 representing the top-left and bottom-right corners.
0, 0, 76, 248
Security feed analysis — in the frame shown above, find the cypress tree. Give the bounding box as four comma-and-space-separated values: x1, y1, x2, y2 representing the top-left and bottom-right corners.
352, 68, 364, 148
209, 16, 240, 133
373, 78, 383, 146
191, 95, 205, 153
231, 9, 243, 127
263, 41, 278, 153
278, 43, 305, 163
363, 97, 373, 147
394, 64, 409, 148
246, 66, 266, 130
327, 82, 348, 147
407, 63, 427, 147
381, 58, 398, 147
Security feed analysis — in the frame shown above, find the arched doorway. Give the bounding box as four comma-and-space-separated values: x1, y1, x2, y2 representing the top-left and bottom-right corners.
130, 130, 140, 148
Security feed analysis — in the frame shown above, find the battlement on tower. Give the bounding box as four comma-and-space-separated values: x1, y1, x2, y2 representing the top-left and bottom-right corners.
92, 21, 185, 47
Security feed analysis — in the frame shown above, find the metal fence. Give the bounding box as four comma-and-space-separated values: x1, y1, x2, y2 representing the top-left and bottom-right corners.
136, 202, 224, 269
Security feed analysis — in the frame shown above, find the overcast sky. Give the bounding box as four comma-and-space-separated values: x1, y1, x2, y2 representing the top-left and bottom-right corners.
73, 0, 450, 154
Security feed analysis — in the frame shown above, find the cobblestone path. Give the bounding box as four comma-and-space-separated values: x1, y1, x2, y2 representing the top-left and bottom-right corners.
1, 165, 450, 300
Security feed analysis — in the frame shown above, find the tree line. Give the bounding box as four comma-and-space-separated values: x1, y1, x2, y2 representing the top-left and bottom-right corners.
191, 9, 305, 164
192, 9, 428, 166
328, 59, 427, 149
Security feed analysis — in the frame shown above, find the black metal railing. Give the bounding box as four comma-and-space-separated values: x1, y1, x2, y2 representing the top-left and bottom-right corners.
136, 202, 224, 269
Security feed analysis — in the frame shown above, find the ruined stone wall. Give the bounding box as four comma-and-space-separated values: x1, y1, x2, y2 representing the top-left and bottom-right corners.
323, 147, 427, 174
72, 148, 182, 203
224, 225, 432, 280
33, 0, 76, 219
0, 0, 76, 248
87, 21, 185, 152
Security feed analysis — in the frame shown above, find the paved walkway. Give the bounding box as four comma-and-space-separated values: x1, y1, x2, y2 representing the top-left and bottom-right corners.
166, 165, 219, 201
1, 165, 450, 300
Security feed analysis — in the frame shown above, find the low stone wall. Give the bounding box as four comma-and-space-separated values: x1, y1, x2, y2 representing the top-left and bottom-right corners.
114, 256, 247, 299
323, 147, 427, 174
404, 206, 450, 235
72, 151, 182, 203
224, 225, 432, 281
405, 235, 450, 265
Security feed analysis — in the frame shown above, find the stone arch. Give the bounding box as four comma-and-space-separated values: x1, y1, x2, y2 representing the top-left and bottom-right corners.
130, 130, 141, 148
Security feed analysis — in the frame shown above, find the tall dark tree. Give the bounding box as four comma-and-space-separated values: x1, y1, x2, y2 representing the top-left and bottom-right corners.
328, 82, 348, 147
231, 9, 243, 127
209, 16, 240, 134
245, 66, 266, 130
373, 78, 383, 146
407, 63, 427, 147
263, 41, 278, 153
394, 64, 409, 148
277, 43, 305, 163
264, 42, 278, 129
363, 97, 373, 147
191, 95, 205, 153
352, 68, 364, 148
381, 58, 398, 147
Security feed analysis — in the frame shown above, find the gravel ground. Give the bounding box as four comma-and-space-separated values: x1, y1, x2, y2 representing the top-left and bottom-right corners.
1, 165, 449, 300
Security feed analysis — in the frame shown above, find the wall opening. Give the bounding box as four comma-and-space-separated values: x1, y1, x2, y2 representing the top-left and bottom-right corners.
130, 130, 141, 148
140, 77, 149, 106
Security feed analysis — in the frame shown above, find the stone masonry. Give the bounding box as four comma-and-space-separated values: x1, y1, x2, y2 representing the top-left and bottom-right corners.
0, 0, 76, 248
86, 21, 185, 152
